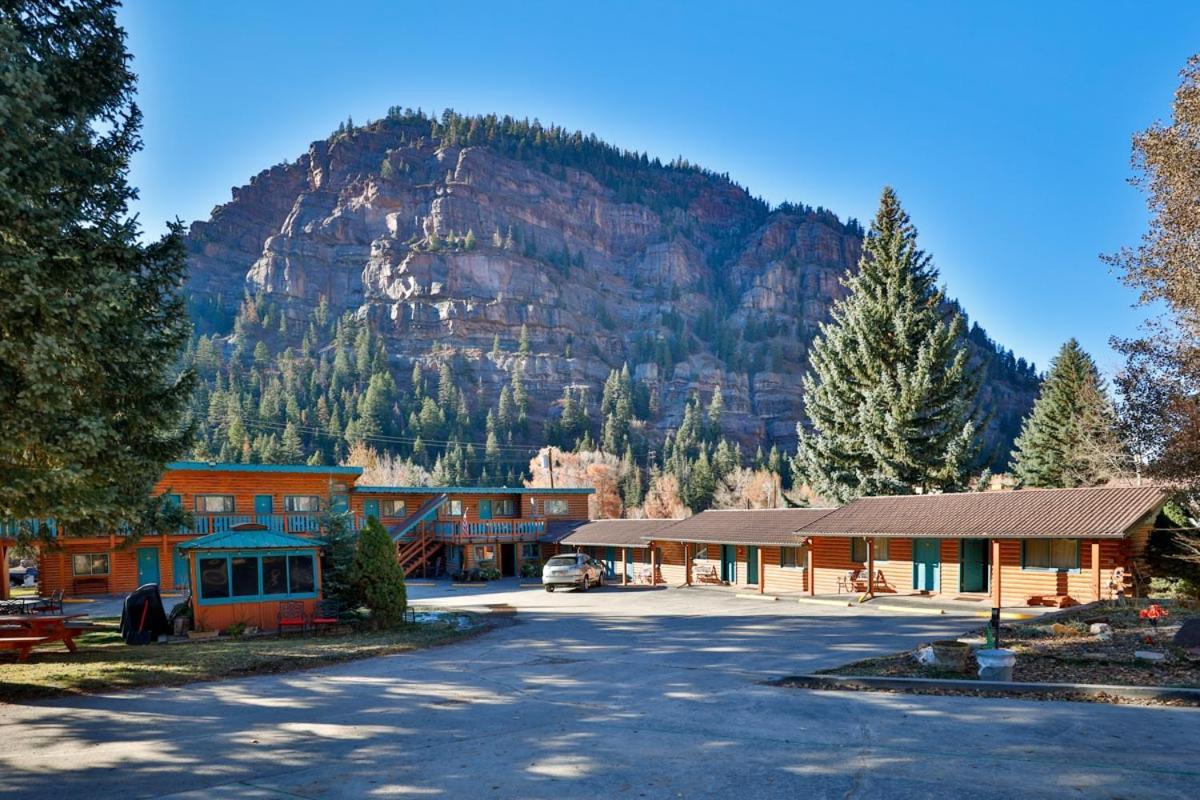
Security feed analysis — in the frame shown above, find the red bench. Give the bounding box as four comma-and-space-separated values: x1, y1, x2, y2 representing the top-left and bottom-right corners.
0, 635, 52, 662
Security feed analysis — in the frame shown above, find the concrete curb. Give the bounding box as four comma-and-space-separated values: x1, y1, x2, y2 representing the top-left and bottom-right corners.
735, 593, 779, 602
775, 673, 1200, 704
793, 596, 1036, 620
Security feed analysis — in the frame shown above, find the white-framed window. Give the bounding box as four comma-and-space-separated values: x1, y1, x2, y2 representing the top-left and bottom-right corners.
72, 553, 110, 576
284, 495, 321, 512
543, 499, 569, 516
1022, 539, 1079, 571
446, 499, 464, 517
381, 499, 407, 518
780, 547, 800, 569
195, 495, 235, 513
850, 537, 889, 562
495, 498, 516, 517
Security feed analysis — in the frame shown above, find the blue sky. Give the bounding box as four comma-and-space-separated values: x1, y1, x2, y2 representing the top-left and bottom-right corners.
119, 1, 1200, 374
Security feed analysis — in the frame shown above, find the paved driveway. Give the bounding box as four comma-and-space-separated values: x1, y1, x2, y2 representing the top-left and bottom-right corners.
1, 583, 1198, 799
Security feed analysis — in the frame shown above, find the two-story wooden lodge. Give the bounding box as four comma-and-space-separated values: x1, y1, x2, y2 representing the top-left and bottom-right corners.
32, 462, 593, 597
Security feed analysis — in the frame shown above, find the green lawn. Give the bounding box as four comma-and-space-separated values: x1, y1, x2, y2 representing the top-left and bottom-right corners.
0, 613, 485, 702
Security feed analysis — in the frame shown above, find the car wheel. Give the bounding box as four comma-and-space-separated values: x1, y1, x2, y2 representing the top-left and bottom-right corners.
545, 585, 553, 592
580, 577, 589, 592
597, 574, 604, 588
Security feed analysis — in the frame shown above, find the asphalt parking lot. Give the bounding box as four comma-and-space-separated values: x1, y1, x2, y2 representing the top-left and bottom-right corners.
1, 581, 1198, 799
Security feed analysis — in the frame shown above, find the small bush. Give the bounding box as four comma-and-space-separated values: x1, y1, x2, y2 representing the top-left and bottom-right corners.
520, 562, 540, 579
352, 518, 408, 629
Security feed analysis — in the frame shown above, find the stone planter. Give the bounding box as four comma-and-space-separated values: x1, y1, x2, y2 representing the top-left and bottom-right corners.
931, 640, 971, 672
976, 648, 1016, 681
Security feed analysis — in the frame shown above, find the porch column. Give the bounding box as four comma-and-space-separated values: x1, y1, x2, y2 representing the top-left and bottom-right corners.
685, 543, 692, 586
990, 539, 1002, 607
621, 547, 628, 586
1091, 539, 1102, 602
0, 542, 9, 600
806, 541, 815, 596
866, 538, 876, 597
759, 547, 766, 595
650, 544, 658, 585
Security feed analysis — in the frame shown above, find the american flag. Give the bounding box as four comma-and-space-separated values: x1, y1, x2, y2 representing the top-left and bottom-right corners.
459, 509, 468, 542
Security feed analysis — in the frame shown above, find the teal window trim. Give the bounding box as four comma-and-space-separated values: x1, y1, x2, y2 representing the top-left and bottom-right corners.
195, 549, 319, 605
1020, 539, 1081, 573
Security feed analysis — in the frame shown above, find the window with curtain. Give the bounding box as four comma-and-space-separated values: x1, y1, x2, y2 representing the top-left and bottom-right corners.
72, 553, 110, 576
1022, 539, 1079, 570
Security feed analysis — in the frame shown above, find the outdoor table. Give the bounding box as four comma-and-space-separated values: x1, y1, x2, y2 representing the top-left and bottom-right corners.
0, 597, 40, 614
0, 614, 89, 655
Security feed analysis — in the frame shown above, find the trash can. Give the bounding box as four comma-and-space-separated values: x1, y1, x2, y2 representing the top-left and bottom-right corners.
975, 648, 1016, 681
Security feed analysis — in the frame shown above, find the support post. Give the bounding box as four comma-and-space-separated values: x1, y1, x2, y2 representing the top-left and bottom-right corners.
650, 544, 658, 585
1091, 539, 1102, 602
759, 547, 766, 595
806, 541, 815, 596
0, 542, 9, 600
866, 537, 876, 598
621, 547, 628, 586
685, 543, 692, 586
990, 538, 1003, 647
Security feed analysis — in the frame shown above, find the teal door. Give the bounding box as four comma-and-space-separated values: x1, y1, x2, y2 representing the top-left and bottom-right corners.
172, 546, 189, 590
137, 547, 160, 587
746, 546, 759, 584
913, 539, 940, 592
604, 546, 616, 577
479, 499, 493, 520
362, 499, 380, 521
960, 540, 989, 593
721, 545, 737, 583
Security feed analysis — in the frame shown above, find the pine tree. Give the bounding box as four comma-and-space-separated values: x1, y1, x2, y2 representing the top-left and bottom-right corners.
794, 187, 979, 502
0, 1, 194, 533
518, 323, 531, 356
352, 518, 407, 629
280, 421, 304, 463
1010, 339, 1127, 487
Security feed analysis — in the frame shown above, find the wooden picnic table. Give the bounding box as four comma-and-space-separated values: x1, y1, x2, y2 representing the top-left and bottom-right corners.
0, 614, 90, 659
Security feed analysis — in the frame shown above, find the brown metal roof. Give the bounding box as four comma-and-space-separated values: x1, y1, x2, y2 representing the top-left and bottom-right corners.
797, 486, 1167, 539
560, 519, 681, 548
649, 508, 838, 546
539, 519, 588, 544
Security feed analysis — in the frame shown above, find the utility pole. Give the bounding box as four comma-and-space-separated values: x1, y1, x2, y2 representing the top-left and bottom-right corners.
541, 446, 556, 489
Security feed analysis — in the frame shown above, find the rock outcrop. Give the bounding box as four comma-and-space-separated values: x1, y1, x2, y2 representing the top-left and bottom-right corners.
184, 111, 1039, 467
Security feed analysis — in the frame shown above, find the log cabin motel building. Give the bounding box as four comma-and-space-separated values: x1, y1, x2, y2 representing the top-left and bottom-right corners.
13, 461, 592, 601
552, 485, 1169, 608
1, 464, 1170, 614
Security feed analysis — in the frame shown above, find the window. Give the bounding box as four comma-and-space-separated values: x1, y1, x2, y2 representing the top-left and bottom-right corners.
850, 537, 889, 562
543, 499, 569, 516
231, 557, 259, 596
72, 553, 110, 576
199, 557, 229, 599
261, 555, 287, 595
474, 545, 494, 562
197, 552, 318, 602
521, 543, 539, 560
495, 499, 516, 517
446, 500, 464, 517
693, 546, 709, 560
195, 495, 234, 513
1022, 539, 1080, 571
288, 555, 316, 593
284, 495, 321, 512
381, 499, 407, 518
780, 547, 800, 569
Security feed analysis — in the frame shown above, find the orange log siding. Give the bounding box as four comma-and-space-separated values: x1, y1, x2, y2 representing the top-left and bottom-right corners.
808, 533, 1148, 605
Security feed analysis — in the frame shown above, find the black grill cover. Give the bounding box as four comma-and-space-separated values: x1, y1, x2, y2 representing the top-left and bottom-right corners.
119, 583, 171, 645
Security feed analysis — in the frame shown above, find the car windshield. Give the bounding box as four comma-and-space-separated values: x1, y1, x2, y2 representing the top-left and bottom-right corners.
546, 556, 579, 567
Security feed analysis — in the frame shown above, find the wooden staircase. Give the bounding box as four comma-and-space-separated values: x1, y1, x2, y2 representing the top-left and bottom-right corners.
395, 523, 443, 578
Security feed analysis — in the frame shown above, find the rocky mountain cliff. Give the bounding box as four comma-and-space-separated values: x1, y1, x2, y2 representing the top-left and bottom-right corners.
184, 109, 1039, 472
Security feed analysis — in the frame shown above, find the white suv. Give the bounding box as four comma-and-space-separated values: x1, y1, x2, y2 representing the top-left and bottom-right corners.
542, 553, 606, 592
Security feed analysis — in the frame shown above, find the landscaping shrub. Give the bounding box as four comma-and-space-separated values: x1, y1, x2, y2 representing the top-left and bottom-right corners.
352, 518, 408, 628
520, 561, 540, 579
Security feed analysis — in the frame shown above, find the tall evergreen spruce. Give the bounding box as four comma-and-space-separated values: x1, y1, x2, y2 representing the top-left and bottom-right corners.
0, 1, 193, 535
795, 188, 979, 502
1010, 339, 1126, 487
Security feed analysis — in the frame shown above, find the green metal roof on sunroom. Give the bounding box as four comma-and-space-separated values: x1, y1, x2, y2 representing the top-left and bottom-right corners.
178, 530, 325, 550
